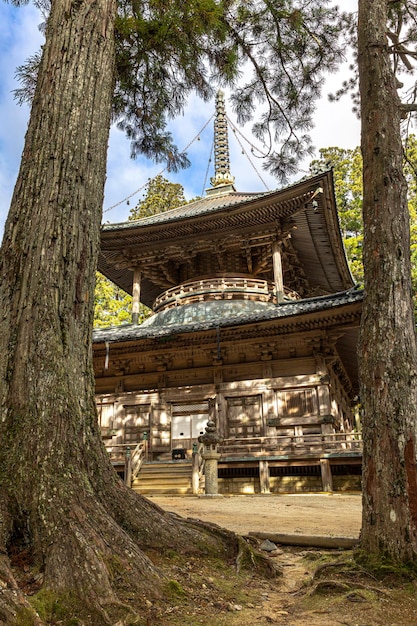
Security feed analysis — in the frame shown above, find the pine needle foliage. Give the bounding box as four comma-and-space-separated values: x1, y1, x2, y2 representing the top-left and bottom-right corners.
14, 0, 350, 181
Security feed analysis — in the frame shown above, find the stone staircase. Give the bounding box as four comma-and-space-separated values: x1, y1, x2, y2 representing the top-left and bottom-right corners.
132, 460, 198, 495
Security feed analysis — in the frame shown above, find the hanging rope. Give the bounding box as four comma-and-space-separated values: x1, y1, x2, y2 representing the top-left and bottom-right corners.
227, 115, 270, 159
227, 116, 270, 191
201, 140, 214, 196
104, 114, 215, 214
104, 107, 278, 215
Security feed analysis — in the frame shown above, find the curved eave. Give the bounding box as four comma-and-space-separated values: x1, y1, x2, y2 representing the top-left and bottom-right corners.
98, 170, 354, 302
290, 171, 354, 293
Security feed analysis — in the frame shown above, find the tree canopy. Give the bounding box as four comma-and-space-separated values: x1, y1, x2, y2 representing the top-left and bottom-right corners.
93, 273, 133, 327
16, 0, 349, 181
128, 173, 188, 220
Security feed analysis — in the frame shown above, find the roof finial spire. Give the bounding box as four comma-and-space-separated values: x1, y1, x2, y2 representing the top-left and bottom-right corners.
207, 90, 236, 195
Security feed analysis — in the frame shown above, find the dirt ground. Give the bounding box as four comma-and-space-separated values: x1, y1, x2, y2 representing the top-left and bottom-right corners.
149, 492, 362, 538
146, 493, 417, 626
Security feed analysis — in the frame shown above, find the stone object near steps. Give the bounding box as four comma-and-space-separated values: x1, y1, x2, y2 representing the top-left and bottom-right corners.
198, 420, 222, 497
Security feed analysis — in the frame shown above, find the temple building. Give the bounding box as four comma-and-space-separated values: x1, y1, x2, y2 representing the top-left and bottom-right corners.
93, 92, 363, 494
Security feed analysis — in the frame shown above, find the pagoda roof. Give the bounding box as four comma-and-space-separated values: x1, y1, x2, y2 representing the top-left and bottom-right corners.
102, 189, 263, 230
99, 170, 354, 307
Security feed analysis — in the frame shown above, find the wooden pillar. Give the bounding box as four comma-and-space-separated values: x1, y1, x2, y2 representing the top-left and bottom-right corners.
124, 449, 132, 487
272, 240, 284, 303
320, 459, 333, 492
217, 394, 227, 439
131, 269, 141, 324
259, 460, 270, 494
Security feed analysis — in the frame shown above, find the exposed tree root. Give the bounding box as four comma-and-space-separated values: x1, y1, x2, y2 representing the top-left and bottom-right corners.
312, 559, 355, 580
310, 578, 390, 597
0, 474, 279, 625
308, 553, 392, 602
166, 514, 282, 578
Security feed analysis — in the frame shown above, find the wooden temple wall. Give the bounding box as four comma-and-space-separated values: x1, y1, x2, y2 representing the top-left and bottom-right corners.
96, 357, 356, 460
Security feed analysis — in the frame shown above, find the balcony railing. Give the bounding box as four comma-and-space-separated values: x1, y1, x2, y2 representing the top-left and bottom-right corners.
154, 276, 300, 311
105, 441, 148, 484
219, 432, 363, 458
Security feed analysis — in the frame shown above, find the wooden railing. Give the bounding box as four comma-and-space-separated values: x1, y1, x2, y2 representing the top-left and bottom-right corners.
153, 276, 300, 311
105, 441, 148, 485
219, 432, 363, 458
105, 433, 362, 487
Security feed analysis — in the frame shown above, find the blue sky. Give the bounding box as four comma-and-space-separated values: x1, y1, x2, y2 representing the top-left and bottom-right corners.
0, 2, 361, 236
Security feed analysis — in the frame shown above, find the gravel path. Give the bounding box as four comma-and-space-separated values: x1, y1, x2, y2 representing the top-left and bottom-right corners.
148, 492, 362, 537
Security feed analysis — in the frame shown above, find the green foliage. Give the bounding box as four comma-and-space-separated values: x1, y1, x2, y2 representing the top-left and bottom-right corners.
129, 174, 187, 220
15, 1, 349, 181
94, 272, 133, 328
227, 2, 350, 180
94, 273, 151, 328
113, 0, 236, 170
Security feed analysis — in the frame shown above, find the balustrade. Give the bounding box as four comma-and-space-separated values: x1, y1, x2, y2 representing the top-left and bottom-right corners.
219, 432, 363, 457
154, 276, 300, 311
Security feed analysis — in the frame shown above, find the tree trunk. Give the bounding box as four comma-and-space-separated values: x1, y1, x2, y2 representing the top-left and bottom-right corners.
0, 1, 244, 623
357, 0, 417, 562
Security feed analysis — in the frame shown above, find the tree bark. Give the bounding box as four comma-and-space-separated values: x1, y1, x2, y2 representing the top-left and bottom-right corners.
0, 1, 243, 623
357, 0, 417, 562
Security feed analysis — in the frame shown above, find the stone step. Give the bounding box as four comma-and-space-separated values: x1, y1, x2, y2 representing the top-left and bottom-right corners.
132, 460, 197, 495
132, 482, 194, 495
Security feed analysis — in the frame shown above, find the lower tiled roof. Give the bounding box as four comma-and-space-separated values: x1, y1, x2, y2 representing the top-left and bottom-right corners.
92, 288, 363, 344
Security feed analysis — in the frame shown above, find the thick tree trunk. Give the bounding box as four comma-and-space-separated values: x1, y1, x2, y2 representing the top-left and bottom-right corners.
357, 0, 417, 562
0, 1, 244, 623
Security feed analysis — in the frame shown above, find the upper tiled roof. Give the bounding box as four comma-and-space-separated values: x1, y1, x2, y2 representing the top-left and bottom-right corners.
101, 170, 333, 233
101, 190, 265, 231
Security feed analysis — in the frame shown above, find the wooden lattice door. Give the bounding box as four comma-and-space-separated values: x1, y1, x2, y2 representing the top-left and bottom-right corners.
123, 405, 151, 444
226, 396, 262, 438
